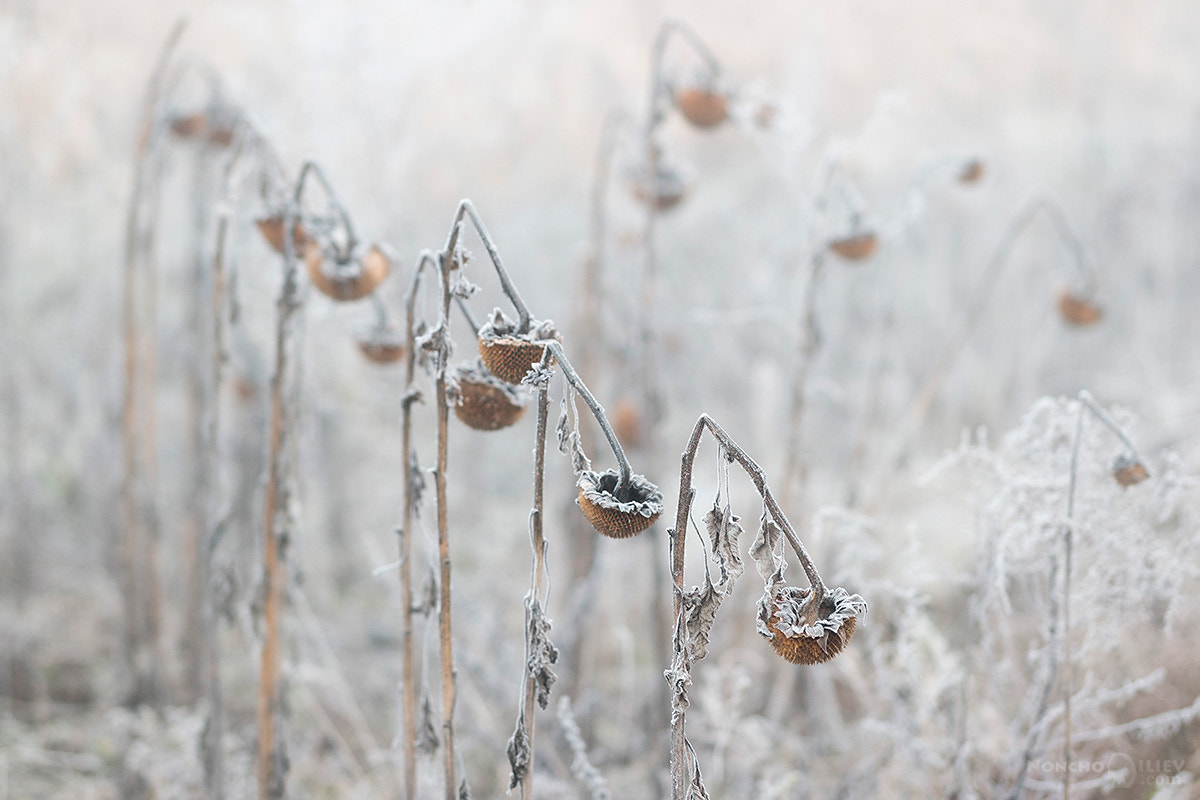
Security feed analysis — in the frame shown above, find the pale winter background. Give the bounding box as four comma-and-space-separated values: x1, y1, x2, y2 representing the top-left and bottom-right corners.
2, 1, 1199, 798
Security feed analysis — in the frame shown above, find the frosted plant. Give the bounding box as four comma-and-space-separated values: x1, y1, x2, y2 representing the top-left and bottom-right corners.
924, 394, 1200, 798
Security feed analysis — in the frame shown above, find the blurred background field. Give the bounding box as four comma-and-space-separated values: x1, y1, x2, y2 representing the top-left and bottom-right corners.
2, 2, 1199, 798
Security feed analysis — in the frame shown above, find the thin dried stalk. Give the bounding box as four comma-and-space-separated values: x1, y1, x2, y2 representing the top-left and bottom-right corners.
120, 18, 185, 708
513, 386, 552, 799
434, 216, 463, 800
873, 195, 1095, 505
400, 249, 437, 799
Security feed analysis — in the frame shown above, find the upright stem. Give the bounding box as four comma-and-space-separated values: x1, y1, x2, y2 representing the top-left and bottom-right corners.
201, 205, 230, 800
400, 250, 436, 799
257, 206, 302, 800
1062, 400, 1085, 799
121, 20, 184, 707
780, 249, 825, 510
433, 233, 459, 800
518, 387, 551, 799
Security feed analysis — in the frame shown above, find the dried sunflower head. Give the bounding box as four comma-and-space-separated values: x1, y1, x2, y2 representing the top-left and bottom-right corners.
1111, 454, 1149, 487
576, 468, 663, 539
447, 361, 528, 431
758, 585, 866, 665
476, 308, 559, 385
673, 83, 730, 129
1057, 289, 1103, 326
306, 242, 391, 302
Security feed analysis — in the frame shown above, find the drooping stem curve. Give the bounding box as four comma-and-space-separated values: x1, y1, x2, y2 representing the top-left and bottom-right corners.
541, 341, 634, 490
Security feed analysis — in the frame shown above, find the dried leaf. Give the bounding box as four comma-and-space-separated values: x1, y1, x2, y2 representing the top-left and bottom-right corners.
450, 273, 480, 299
704, 503, 745, 591
416, 691, 439, 755
506, 715, 530, 790
749, 512, 784, 586
526, 598, 559, 710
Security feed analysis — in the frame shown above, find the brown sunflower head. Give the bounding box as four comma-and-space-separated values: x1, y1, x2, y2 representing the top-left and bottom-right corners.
576, 468, 663, 539
447, 362, 528, 431
673, 84, 730, 129
958, 159, 985, 184
627, 158, 690, 212
256, 215, 310, 256
828, 231, 879, 262
476, 309, 559, 385
1111, 454, 1149, 487
759, 585, 866, 665
306, 242, 391, 302
355, 326, 406, 365
1057, 289, 1103, 326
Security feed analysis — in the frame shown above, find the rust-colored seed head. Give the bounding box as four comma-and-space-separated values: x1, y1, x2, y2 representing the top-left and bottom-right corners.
577, 469, 663, 539
256, 216, 309, 255
769, 616, 857, 665
356, 330, 406, 365
628, 164, 688, 211
959, 159, 985, 184
1112, 458, 1149, 487
167, 113, 235, 147
1057, 290, 1103, 326
674, 86, 729, 129
477, 336, 550, 385
306, 243, 391, 302
454, 377, 527, 431
828, 231, 879, 261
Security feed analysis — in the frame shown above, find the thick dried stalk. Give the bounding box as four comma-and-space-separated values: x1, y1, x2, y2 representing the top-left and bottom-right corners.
257, 208, 303, 800
434, 218, 462, 800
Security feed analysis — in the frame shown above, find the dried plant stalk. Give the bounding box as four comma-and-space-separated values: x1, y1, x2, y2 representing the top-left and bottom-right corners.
668, 414, 864, 800
119, 18, 186, 709
399, 249, 437, 799
257, 199, 305, 800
